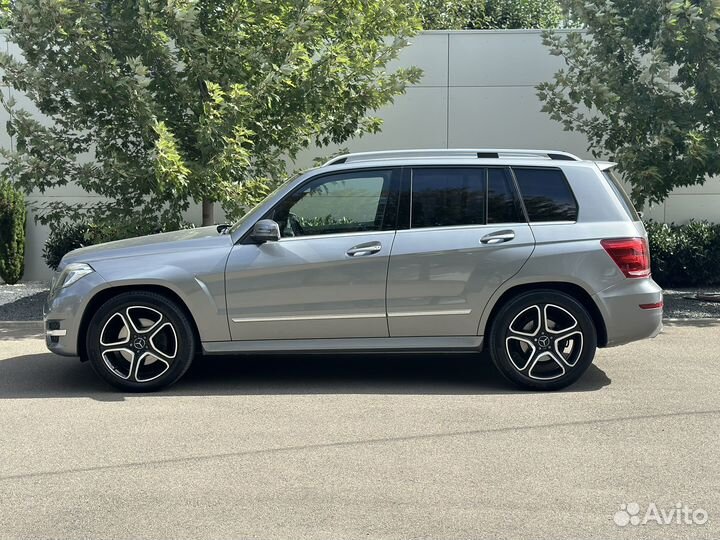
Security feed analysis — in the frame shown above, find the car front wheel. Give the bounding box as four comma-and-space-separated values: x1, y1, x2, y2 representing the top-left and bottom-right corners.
86, 291, 195, 392
488, 290, 597, 391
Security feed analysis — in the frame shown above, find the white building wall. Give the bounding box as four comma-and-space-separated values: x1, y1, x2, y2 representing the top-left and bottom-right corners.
1, 29, 718, 281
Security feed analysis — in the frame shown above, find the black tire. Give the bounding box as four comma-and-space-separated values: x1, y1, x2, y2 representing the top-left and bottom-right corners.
488, 290, 597, 391
85, 291, 196, 392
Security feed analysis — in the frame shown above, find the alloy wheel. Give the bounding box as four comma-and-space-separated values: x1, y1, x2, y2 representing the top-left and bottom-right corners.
99, 306, 178, 383
504, 303, 584, 381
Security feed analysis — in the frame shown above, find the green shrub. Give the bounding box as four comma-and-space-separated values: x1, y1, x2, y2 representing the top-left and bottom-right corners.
42, 222, 92, 272
43, 219, 184, 271
0, 179, 26, 284
645, 220, 720, 288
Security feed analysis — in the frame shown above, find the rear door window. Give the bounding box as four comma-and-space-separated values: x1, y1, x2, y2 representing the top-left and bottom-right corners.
512, 168, 578, 222
487, 168, 525, 224
410, 168, 485, 228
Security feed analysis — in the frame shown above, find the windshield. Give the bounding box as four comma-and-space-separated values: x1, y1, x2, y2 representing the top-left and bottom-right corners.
228, 174, 301, 234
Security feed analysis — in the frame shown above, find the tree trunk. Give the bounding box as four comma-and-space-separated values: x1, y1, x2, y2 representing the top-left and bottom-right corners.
202, 199, 214, 226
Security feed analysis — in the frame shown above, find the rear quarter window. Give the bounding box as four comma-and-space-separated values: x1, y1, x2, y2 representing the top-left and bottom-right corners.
512, 167, 578, 222
602, 169, 641, 221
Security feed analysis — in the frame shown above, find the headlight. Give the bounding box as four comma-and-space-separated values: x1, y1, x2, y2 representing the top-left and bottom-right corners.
53, 263, 94, 292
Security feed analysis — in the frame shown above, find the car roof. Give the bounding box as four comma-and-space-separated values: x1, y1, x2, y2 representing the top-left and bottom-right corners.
324, 148, 582, 165
316, 149, 607, 173
317, 159, 604, 175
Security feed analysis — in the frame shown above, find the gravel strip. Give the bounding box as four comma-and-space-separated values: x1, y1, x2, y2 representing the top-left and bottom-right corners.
662, 288, 720, 319
1, 283, 719, 322
0, 281, 50, 321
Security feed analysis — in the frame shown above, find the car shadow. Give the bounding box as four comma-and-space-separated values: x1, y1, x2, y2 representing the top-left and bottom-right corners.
0, 350, 611, 401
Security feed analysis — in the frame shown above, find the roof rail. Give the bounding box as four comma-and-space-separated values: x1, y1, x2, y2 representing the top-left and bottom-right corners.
323, 148, 582, 166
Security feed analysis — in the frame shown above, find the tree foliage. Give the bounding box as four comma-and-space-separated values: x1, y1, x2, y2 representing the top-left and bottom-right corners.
419, 0, 565, 30
0, 0, 421, 229
538, 0, 720, 206
0, 1, 10, 27
0, 178, 26, 284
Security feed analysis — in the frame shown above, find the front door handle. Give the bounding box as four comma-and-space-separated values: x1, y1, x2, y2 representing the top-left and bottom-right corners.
480, 230, 515, 245
346, 241, 382, 257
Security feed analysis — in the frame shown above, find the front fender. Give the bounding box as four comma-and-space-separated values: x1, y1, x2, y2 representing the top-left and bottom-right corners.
90, 254, 230, 344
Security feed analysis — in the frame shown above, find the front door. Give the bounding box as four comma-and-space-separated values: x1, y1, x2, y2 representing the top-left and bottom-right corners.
225, 168, 400, 341
386, 166, 535, 336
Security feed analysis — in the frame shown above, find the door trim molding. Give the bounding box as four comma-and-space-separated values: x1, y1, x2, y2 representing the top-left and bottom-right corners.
387, 309, 472, 318
232, 309, 472, 323
232, 313, 386, 323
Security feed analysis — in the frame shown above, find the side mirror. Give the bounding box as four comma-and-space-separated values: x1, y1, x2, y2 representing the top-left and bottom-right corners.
251, 219, 281, 243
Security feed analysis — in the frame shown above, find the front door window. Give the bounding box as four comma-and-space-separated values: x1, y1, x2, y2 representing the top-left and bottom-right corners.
270, 170, 394, 237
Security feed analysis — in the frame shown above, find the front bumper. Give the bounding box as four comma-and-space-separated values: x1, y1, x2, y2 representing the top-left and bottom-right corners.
44, 271, 108, 357
593, 277, 663, 347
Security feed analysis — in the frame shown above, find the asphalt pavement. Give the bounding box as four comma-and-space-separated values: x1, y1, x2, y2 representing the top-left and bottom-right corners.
0, 321, 719, 539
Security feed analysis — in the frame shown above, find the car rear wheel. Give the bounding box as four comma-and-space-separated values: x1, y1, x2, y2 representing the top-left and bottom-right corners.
86, 291, 195, 392
488, 290, 597, 391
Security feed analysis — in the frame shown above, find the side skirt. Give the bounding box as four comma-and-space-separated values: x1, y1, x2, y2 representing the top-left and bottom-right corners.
202, 336, 484, 355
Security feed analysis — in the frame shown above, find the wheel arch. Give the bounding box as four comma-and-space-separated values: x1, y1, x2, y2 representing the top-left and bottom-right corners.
77, 284, 202, 360
480, 281, 608, 348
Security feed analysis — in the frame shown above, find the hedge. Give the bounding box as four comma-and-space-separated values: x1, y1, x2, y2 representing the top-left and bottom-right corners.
645, 220, 720, 288
0, 179, 26, 284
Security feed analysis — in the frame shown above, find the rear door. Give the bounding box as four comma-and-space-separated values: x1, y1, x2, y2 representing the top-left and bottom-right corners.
386, 166, 535, 337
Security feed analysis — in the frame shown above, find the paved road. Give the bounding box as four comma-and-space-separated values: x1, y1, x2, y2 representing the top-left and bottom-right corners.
0, 321, 719, 539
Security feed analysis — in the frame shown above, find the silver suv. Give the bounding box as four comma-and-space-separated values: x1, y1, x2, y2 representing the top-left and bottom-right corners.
44, 149, 663, 392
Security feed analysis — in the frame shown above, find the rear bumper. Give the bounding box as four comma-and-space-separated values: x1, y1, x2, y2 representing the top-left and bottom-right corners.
593, 278, 663, 347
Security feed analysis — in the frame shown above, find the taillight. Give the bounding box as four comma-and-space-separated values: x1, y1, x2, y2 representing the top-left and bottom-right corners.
601, 238, 651, 278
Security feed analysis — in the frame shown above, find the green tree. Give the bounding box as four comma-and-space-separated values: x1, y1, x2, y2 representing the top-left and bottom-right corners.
538, 0, 720, 206
0, 0, 421, 229
419, 0, 565, 30
0, 178, 26, 284
0, 0, 10, 27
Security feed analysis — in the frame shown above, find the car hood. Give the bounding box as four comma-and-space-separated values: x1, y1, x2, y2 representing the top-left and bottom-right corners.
61, 226, 233, 266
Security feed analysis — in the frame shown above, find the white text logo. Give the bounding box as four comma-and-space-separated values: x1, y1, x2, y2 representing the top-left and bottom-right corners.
613, 502, 708, 527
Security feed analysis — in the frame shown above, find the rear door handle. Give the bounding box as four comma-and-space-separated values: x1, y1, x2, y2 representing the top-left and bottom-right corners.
480, 230, 515, 244
346, 241, 382, 257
